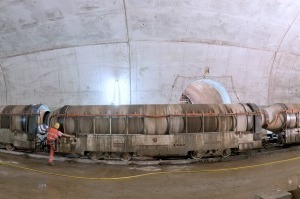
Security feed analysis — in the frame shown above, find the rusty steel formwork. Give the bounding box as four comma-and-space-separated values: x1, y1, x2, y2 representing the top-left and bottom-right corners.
261, 103, 300, 144
0, 103, 300, 160
50, 104, 259, 135
0, 104, 50, 150
49, 103, 262, 159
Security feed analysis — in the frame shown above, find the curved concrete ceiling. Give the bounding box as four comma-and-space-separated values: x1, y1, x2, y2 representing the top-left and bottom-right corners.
0, 0, 300, 106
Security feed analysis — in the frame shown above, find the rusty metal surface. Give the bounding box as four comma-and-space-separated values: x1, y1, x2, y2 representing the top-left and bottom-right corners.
50, 104, 258, 135
0, 104, 49, 149
262, 103, 300, 132
2, 103, 300, 159
49, 103, 261, 157
58, 131, 243, 157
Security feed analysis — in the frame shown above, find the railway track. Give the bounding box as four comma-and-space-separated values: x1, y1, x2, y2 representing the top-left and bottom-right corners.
1, 142, 299, 166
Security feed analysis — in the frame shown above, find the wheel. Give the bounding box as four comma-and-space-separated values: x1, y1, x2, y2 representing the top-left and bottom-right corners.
120, 152, 132, 161
189, 150, 204, 159
88, 152, 104, 160
5, 144, 15, 151
221, 148, 231, 157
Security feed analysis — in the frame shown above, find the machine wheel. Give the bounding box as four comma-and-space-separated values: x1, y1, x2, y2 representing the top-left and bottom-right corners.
221, 148, 231, 157
88, 152, 104, 160
120, 152, 132, 161
5, 144, 15, 151
189, 150, 204, 159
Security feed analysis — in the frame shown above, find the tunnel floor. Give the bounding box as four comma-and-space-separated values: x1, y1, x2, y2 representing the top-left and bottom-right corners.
1, 149, 300, 199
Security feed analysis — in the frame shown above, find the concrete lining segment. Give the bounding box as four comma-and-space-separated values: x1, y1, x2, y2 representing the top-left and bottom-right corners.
267, 10, 300, 105
0, 1, 299, 106
0, 59, 7, 104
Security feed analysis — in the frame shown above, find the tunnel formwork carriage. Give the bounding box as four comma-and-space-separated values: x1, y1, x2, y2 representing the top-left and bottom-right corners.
0, 104, 50, 150
261, 103, 300, 144
49, 103, 262, 160
1, 103, 299, 161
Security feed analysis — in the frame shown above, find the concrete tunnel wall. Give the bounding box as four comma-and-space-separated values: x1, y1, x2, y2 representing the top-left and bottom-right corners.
0, 0, 300, 107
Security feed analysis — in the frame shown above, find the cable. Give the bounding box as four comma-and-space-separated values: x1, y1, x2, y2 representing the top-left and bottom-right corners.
1, 156, 300, 181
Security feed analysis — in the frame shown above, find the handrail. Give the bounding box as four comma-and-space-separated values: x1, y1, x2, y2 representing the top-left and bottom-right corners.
51, 111, 261, 118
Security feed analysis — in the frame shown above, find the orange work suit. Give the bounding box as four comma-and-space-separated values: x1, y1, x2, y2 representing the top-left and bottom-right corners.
46, 128, 63, 164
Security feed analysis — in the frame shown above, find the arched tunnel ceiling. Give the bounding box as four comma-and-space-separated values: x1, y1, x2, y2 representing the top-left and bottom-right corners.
0, 0, 300, 106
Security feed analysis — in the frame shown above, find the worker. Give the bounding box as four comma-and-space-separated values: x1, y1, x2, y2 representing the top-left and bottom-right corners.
47, 122, 74, 166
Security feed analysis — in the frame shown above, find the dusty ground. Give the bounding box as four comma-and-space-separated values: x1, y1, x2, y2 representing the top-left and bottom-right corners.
1, 150, 300, 199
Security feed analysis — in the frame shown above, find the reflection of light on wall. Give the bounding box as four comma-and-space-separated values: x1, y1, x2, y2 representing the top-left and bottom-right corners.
114, 80, 120, 105
105, 78, 130, 105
